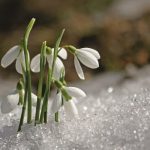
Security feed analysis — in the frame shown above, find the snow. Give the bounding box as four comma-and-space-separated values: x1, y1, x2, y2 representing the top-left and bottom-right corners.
1, 65, 150, 149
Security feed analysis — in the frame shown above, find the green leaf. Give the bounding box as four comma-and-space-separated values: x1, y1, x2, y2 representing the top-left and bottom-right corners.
54, 29, 65, 60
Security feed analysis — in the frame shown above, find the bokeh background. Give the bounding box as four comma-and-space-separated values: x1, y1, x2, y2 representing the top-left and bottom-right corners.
0, 0, 150, 85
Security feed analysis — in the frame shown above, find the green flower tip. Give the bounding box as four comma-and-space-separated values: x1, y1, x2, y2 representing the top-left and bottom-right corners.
54, 80, 72, 101
61, 88, 72, 101
65, 45, 76, 54
17, 79, 24, 91
46, 47, 52, 55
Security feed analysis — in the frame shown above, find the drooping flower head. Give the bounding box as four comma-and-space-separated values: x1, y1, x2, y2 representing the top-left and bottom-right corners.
1, 45, 25, 74
64, 46, 100, 80
31, 47, 67, 79
50, 79, 86, 118
1, 90, 37, 114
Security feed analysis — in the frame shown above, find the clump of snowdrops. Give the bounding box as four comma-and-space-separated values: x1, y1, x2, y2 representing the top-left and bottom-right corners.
0, 18, 100, 131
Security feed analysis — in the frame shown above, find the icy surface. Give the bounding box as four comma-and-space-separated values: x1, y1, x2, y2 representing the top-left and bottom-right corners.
1, 66, 150, 149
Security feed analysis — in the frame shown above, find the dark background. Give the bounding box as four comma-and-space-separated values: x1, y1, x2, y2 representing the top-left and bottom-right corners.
0, 0, 150, 83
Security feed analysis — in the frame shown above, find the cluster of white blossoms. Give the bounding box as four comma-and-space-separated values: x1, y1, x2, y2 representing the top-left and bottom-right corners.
0, 18, 100, 131
30, 46, 100, 118
50, 84, 86, 119
31, 47, 67, 79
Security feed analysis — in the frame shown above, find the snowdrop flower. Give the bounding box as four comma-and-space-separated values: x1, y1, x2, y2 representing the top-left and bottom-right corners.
31, 47, 67, 79
1, 45, 25, 74
50, 86, 86, 118
66, 46, 100, 80
1, 90, 37, 114
74, 48, 100, 80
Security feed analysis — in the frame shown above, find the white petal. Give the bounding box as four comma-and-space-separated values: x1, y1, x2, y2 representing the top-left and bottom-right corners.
47, 54, 53, 68
64, 100, 78, 118
1, 45, 20, 68
58, 48, 67, 59
53, 58, 64, 79
1, 90, 19, 114
74, 57, 85, 80
76, 50, 99, 68
51, 48, 54, 55
31, 92, 37, 107
51, 48, 67, 60
50, 92, 62, 114
31, 54, 40, 72
15, 51, 25, 74
72, 97, 78, 104
47, 54, 64, 79
64, 87, 86, 98
80, 48, 100, 59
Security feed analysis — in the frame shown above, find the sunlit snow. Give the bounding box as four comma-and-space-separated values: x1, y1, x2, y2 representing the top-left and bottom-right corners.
1, 65, 150, 150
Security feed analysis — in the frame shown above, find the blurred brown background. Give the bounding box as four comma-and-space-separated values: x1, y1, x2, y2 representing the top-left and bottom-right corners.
0, 0, 150, 84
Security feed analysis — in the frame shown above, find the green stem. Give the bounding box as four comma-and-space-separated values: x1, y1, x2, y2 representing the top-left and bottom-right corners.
39, 29, 65, 123
18, 58, 27, 131
35, 41, 46, 125
44, 111, 47, 123
43, 29, 65, 123
55, 111, 59, 122
17, 78, 24, 105
27, 65, 32, 123
40, 68, 51, 123
18, 75, 28, 131
23, 18, 35, 123
18, 90, 24, 105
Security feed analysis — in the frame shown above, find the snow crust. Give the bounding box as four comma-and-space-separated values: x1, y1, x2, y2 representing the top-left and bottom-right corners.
1, 66, 150, 149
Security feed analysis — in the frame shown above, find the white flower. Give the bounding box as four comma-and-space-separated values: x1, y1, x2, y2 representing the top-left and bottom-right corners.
1, 45, 25, 74
74, 48, 100, 80
50, 86, 86, 118
1, 90, 37, 114
31, 48, 67, 79
63, 86, 86, 98
64, 99, 79, 118
50, 92, 62, 114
